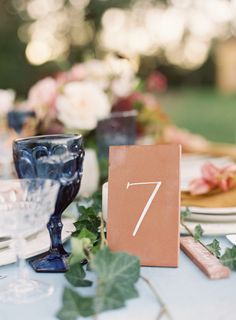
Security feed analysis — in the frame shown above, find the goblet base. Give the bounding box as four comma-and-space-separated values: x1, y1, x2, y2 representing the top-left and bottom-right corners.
30, 251, 69, 273
0, 278, 53, 303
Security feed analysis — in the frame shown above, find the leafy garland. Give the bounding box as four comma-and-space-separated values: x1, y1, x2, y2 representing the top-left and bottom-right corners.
181, 208, 236, 269
57, 192, 172, 320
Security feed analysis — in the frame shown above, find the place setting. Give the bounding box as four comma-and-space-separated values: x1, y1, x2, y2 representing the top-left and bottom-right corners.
180, 155, 236, 238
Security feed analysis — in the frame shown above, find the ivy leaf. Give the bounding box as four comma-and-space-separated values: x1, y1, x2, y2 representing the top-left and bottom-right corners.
220, 246, 236, 270
73, 217, 100, 236
73, 206, 101, 236
181, 207, 191, 221
90, 190, 102, 212
57, 287, 93, 320
73, 191, 103, 238
194, 224, 204, 241
69, 237, 92, 264
206, 239, 221, 258
78, 228, 97, 243
65, 263, 92, 287
58, 247, 140, 319
91, 247, 140, 314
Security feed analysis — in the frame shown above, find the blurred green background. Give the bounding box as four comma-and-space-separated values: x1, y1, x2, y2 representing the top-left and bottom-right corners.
160, 89, 236, 143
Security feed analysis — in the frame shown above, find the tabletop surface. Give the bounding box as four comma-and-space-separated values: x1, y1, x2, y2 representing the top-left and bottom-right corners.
1, 237, 236, 320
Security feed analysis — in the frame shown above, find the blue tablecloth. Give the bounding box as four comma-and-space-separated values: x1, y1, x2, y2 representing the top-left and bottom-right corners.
1, 237, 236, 320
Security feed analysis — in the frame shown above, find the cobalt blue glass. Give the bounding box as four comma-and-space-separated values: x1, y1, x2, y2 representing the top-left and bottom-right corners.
96, 110, 137, 158
13, 134, 84, 272
7, 110, 36, 133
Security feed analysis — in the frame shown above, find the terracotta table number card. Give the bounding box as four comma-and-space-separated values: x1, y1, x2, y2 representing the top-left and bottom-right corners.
107, 144, 181, 267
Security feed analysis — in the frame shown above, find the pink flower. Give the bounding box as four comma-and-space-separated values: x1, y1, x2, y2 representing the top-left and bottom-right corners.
218, 164, 236, 191
112, 92, 157, 112
28, 77, 58, 119
201, 162, 219, 186
54, 71, 69, 86
146, 72, 167, 92
189, 178, 211, 195
67, 64, 86, 82
163, 125, 209, 153
189, 162, 236, 195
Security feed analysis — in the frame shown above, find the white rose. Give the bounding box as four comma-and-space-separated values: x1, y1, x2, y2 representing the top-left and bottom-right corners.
107, 57, 136, 98
0, 89, 15, 116
82, 60, 109, 90
67, 60, 109, 90
56, 81, 111, 130
111, 70, 135, 97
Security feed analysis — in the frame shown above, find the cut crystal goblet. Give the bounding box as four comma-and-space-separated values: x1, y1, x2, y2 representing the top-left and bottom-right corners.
0, 179, 59, 303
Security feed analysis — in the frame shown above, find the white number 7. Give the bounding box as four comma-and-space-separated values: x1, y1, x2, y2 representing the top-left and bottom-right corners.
127, 181, 162, 237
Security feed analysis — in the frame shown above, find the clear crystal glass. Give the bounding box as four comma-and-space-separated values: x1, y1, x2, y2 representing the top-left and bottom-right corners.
0, 179, 59, 303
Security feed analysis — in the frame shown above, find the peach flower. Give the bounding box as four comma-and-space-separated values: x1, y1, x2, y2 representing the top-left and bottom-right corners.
27, 77, 57, 119
189, 162, 236, 195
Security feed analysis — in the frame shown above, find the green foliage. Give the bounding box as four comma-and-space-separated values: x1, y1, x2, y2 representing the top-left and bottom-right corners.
206, 239, 221, 258
57, 191, 140, 319
57, 288, 93, 320
180, 207, 191, 222
220, 246, 236, 270
193, 224, 204, 241
65, 263, 92, 287
69, 237, 93, 265
73, 209, 101, 237
73, 191, 102, 237
99, 158, 109, 185
57, 247, 140, 319
91, 247, 140, 314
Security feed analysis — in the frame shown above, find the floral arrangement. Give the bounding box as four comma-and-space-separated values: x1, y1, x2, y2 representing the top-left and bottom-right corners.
24, 57, 169, 141
0, 57, 218, 188
0, 56, 212, 156
189, 162, 236, 195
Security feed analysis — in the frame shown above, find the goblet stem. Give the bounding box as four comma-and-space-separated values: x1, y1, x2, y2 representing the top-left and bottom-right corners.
14, 236, 29, 281
29, 215, 69, 272
0, 235, 54, 303
47, 215, 68, 256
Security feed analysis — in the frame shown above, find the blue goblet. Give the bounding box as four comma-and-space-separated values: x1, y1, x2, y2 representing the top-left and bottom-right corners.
13, 134, 84, 272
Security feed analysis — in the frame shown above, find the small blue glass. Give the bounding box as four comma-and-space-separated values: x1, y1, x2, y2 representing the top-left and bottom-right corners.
96, 110, 137, 158
7, 110, 36, 134
13, 134, 84, 272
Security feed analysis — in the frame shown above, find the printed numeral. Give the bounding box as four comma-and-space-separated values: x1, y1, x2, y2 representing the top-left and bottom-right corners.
126, 181, 162, 237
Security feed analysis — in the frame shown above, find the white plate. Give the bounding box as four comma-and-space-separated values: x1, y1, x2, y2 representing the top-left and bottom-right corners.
0, 237, 11, 249
180, 221, 236, 236
226, 234, 236, 245
181, 206, 236, 215
0, 217, 75, 266
0, 227, 43, 248
185, 212, 236, 223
